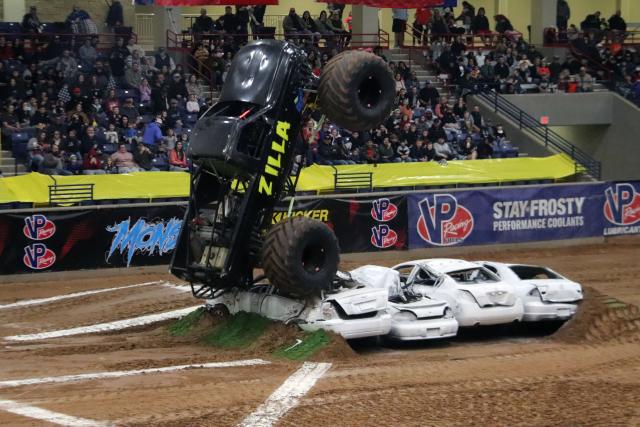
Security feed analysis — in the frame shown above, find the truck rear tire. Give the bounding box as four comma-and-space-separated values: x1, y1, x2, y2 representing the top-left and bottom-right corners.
318, 50, 395, 131
262, 217, 340, 297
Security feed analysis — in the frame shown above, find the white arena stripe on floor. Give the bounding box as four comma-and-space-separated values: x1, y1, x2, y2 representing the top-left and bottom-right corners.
0, 359, 270, 388
238, 362, 332, 427
0, 281, 164, 310
0, 399, 107, 426
4, 305, 202, 342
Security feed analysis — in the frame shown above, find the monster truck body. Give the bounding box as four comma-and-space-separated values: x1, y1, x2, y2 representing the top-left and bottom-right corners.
170, 39, 394, 299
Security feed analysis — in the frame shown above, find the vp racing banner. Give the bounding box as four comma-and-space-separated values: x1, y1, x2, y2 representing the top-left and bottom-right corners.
0, 205, 185, 274
407, 181, 640, 249
1, 181, 638, 274
273, 195, 408, 253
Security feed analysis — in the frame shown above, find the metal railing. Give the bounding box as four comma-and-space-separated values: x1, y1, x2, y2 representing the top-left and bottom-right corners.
476, 90, 601, 180
48, 182, 95, 206
166, 29, 388, 51
182, 14, 287, 36
401, 26, 523, 50
0, 31, 137, 52
543, 28, 640, 47
134, 13, 155, 45
333, 170, 373, 193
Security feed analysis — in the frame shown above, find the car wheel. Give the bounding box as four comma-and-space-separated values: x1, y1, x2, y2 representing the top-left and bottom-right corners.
262, 217, 340, 297
209, 303, 230, 318
318, 50, 395, 131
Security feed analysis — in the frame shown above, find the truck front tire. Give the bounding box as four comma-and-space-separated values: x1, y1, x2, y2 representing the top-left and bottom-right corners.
262, 217, 340, 297
318, 50, 395, 131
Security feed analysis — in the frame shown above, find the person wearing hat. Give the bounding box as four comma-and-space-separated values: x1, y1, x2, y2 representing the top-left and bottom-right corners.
143, 117, 165, 148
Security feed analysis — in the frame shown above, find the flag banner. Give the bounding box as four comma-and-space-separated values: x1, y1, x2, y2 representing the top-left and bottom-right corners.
154, 0, 278, 5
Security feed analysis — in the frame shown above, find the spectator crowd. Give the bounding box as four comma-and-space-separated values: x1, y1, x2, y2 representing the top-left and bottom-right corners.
0, 4, 210, 176
1, 3, 635, 176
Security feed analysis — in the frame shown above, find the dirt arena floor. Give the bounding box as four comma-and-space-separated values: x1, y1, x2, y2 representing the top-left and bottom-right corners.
0, 236, 639, 426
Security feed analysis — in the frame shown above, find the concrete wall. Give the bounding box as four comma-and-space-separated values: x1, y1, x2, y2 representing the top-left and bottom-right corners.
502, 93, 613, 126
596, 96, 640, 180
497, 93, 640, 181
469, 95, 556, 158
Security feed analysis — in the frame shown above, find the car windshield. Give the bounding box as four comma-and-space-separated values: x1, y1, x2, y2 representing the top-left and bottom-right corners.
509, 265, 561, 280
448, 268, 498, 284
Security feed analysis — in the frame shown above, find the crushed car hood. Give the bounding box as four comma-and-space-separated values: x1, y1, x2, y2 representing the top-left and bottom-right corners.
527, 279, 583, 303
348, 265, 403, 299
327, 288, 388, 316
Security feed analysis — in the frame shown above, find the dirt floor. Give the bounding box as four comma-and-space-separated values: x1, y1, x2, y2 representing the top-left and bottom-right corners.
0, 237, 639, 426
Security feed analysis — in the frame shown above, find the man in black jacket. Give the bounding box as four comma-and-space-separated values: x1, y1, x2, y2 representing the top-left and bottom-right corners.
608, 11, 627, 32
193, 9, 215, 34
419, 80, 440, 108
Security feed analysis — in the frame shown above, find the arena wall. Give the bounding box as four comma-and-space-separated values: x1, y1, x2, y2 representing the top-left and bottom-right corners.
500, 93, 640, 181
2, 181, 638, 275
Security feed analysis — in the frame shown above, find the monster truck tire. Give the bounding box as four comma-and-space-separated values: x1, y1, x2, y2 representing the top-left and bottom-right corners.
318, 50, 395, 131
262, 217, 340, 297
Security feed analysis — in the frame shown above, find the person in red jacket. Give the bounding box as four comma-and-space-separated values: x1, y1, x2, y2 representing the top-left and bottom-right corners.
169, 140, 189, 171
413, 8, 431, 45
83, 148, 105, 175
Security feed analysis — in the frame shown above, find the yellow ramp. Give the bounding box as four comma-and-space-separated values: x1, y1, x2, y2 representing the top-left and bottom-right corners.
0, 155, 578, 205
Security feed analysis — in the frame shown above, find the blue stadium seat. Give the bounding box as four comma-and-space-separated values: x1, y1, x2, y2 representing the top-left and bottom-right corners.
11, 132, 29, 144
185, 114, 198, 125
152, 154, 169, 171
0, 22, 21, 34
101, 143, 117, 154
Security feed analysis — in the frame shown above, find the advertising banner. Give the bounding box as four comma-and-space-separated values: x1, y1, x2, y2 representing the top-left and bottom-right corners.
601, 181, 640, 237
407, 183, 609, 249
273, 195, 408, 253
2, 181, 638, 275
0, 206, 185, 275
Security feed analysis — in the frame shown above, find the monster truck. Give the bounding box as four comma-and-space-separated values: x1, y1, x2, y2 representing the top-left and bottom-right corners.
170, 40, 395, 299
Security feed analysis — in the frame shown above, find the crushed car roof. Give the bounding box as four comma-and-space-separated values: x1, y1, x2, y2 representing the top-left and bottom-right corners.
413, 258, 483, 274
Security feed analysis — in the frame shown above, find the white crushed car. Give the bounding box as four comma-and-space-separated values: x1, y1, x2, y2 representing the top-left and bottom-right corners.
478, 261, 583, 321
349, 266, 459, 341
206, 282, 392, 340
391, 259, 524, 327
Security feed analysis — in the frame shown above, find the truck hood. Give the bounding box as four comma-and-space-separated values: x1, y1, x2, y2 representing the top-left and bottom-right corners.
326, 288, 388, 316
528, 279, 583, 303
389, 297, 448, 319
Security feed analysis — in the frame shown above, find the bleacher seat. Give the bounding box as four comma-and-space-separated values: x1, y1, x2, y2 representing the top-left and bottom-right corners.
101, 143, 117, 154
185, 114, 198, 125
0, 22, 21, 34
152, 154, 169, 171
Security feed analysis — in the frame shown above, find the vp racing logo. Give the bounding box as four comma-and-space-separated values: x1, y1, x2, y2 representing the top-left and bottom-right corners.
106, 217, 183, 266
23, 214, 56, 240
371, 225, 398, 248
23, 243, 56, 270
604, 183, 640, 226
371, 198, 398, 222
416, 194, 474, 246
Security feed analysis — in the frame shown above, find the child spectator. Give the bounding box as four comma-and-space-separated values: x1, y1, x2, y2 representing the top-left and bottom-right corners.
186, 94, 200, 114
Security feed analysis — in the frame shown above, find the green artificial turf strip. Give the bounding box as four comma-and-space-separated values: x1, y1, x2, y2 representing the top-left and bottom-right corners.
202, 311, 272, 348
273, 329, 330, 361
168, 307, 205, 336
